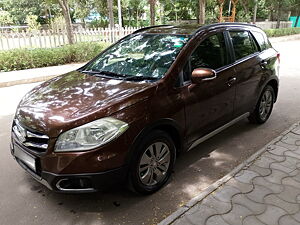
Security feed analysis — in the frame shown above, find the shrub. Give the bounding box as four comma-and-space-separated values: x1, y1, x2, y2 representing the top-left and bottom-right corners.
0, 42, 110, 72
264, 27, 300, 37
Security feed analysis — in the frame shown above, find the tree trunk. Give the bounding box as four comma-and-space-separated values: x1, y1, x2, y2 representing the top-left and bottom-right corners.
117, 0, 122, 28
57, 0, 75, 44
149, 0, 156, 25
276, 2, 282, 29
107, 0, 114, 28
253, 0, 258, 24
198, 0, 205, 24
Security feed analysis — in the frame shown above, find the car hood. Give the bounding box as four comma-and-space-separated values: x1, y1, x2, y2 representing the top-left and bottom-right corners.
16, 71, 156, 137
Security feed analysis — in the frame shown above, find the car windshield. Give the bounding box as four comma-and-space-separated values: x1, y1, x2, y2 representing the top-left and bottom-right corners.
83, 33, 190, 80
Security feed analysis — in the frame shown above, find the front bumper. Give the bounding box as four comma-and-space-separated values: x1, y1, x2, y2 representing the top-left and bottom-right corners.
11, 143, 128, 193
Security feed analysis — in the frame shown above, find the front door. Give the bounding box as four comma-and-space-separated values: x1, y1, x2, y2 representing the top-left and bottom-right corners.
182, 32, 237, 145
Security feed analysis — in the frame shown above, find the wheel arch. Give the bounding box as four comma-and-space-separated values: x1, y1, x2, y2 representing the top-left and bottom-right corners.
124, 118, 183, 165
266, 79, 279, 102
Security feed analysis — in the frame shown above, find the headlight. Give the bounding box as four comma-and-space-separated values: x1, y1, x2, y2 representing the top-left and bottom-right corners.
55, 117, 129, 152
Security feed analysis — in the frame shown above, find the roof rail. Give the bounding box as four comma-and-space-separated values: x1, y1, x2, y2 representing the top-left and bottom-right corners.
192, 22, 258, 35
132, 25, 173, 34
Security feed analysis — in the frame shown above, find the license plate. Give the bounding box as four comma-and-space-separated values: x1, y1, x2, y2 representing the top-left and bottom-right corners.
14, 145, 36, 172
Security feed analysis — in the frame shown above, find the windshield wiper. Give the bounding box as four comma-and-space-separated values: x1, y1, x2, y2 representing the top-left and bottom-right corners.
125, 76, 159, 81
79, 70, 128, 79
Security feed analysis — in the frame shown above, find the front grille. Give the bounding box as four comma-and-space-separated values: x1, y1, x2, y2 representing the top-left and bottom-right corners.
12, 119, 49, 153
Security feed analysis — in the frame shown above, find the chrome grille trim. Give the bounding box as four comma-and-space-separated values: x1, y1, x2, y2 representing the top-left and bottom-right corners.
26, 130, 49, 139
23, 142, 48, 149
13, 119, 49, 152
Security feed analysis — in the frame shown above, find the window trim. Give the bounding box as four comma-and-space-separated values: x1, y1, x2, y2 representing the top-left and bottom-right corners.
227, 29, 261, 63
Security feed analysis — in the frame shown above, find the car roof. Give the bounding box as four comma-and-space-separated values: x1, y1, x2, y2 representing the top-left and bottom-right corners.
135, 23, 260, 36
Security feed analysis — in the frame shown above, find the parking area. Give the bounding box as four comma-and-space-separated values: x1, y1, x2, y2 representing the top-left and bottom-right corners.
0, 39, 299, 225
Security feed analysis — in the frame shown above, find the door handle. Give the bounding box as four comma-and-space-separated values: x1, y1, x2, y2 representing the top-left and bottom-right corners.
260, 60, 268, 68
227, 77, 237, 87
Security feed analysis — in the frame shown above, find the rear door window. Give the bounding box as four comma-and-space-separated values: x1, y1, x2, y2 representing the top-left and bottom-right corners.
229, 31, 259, 60
252, 31, 272, 51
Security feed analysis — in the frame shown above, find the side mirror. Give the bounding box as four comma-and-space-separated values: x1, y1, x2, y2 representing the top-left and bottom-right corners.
191, 68, 217, 84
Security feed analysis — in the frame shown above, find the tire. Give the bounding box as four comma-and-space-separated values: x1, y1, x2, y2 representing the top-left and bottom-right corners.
248, 85, 275, 124
128, 130, 176, 195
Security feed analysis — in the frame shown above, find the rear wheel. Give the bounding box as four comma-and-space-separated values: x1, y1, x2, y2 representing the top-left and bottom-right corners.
248, 85, 275, 124
128, 130, 176, 194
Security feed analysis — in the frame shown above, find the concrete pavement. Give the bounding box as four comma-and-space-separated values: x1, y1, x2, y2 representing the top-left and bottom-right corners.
159, 122, 300, 225
0, 63, 84, 88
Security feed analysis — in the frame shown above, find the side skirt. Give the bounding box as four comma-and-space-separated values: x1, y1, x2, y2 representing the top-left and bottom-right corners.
187, 112, 250, 152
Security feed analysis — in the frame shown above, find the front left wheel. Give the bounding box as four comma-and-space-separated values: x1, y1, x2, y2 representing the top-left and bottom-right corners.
128, 130, 176, 195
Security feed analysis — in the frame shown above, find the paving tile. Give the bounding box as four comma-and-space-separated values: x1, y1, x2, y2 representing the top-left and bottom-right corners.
180, 203, 218, 225
276, 185, 300, 203
253, 156, 277, 169
276, 141, 299, 151
286, 132, 300, 142
206, 215, 230, 225
264, 168, 290, 185
270, 162, 295, 173
290, 169, 300, 183
252, 176, 283, 193
263, 152, 286, 162
279, 215, 300, 225
242, 216, 267, 225
232, 194, 266, 215
291, 126, 300, 135
291, 211, 300, 223
172, 215, 194, 225
246, 184, 273, 204
264, 194, 299, 214
212, 185, 241, 203
221, 203, 253, 225
256, 205, 287, 225
234, 170, 260, 184
282, 176, 300, 189
279, 155, 299, 169
247, 164, 272, 177
226, 178, 254, 194
285, 150, 300, 160
201, 195, 232, 215
281, 135, 298, 145
267, 145, 289, 156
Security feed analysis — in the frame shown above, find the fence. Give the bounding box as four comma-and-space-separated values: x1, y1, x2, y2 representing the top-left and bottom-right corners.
0, 27, 140, 51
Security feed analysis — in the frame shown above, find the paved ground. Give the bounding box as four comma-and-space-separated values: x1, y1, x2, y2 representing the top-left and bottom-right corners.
0, 63, 84, 88
0, 38, 299, 225
160, 123, 300, 225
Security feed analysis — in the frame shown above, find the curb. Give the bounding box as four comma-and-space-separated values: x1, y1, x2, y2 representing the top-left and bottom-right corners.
158, 121, 300, 225
0, 75, 58, 88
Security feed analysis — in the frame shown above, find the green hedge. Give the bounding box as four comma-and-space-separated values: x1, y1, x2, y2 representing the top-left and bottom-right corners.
264, 27, 300, 37
0, 42, 110, 72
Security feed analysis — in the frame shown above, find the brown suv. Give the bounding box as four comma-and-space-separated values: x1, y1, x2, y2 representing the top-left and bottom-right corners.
11, 23, 280, 194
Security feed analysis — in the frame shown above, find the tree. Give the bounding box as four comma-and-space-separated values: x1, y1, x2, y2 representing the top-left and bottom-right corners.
198, 0, 206, 24
149, 0, 156, 25
56, 0, 75, 44
107, 0, 114, 28
0, 11, 13, 26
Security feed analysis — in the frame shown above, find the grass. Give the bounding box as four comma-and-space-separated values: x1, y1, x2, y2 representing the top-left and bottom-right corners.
264, 27, 300, 37
0, 41, 110, 72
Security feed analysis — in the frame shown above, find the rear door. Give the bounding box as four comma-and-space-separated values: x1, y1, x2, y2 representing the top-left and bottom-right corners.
227, 30, 264, 117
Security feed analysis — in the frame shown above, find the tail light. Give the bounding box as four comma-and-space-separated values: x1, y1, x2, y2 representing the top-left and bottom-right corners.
277, 53, 280, 64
